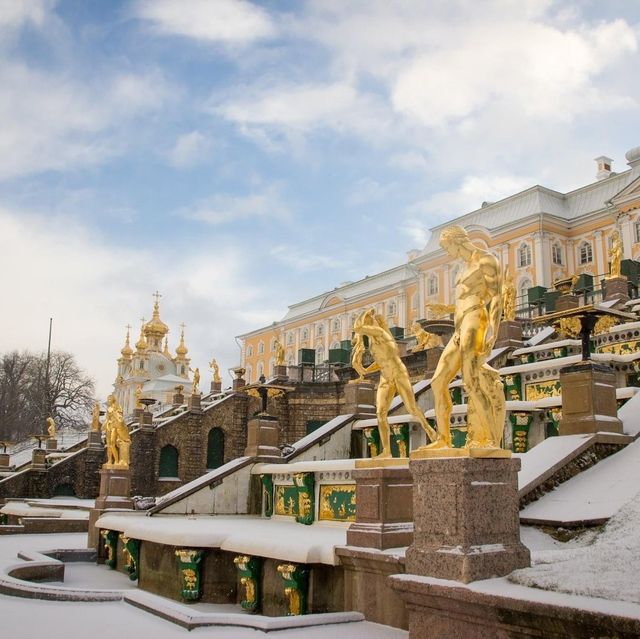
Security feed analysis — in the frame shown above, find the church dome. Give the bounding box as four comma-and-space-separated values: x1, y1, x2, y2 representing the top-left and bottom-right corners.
626, 146, 640, 165
175, 327, 189, 357
144, 301, 169, 339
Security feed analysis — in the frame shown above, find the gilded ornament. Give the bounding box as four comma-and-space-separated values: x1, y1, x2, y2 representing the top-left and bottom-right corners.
608, 230, 623, 279
190, 367, 200, 394
411, 322, 442, 352
426, 303, 455, 319
91, 401, 101, 432
102, 394, 131, 468
502, 266, 516, 321
558, 317, 581, 338
274, 339, 286, 366
593, 315, 618, 336
46, 416, 56, 438
209, 358, 221, 383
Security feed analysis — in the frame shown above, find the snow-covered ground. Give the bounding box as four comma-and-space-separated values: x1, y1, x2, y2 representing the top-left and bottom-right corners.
0, 533, 407, 639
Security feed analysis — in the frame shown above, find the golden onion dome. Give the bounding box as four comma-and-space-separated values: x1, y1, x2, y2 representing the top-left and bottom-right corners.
175, 326, 188, 357
135, 322, 147, 352
120, 327, 133, 358
144, 301, 169, 338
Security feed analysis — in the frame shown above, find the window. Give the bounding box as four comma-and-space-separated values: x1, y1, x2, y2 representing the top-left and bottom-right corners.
206, 428, 225, 470
270, 338, 277, 352
635, 221, 640, 244
287, 332, 293, 345
257, 362, 264, 378
258, 341, 264, 354
518, 243, 531, 267
579, 241, 593, 265
317, 324, 324, 336
316, 345, 325, 364
331, 341, 340, 349
519, 278, 532, 301
552, 243, 563, 265
332, 319, 340, 332
247, 345, 253, 357
428, 275, 438, 296
411, 292, 418, 310
387, 301, 397, 316
302, 328, 309, 341
159, 445, 179, 478
139, 360, 144, 369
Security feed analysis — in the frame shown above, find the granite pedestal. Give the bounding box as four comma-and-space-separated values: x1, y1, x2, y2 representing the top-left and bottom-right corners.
172, 390, 184, 406
425, 346, 444, 378
555, 292, 579, 311
405, 457, 529, 584
188, 392, 202, 414
604, 275, 629, 304
88, 466, 133, 548
45, 438, 58, 451
347, 465, 413, 550
559, 361, 623, 435
0, 453, 10, 468
87, 430, 103, 450
31, 448, 47, 469
139, 409, 154, 429
210, 381, 222, 394
343, 381, 375, 415
244, 414, 282, 460
495, 320, 523, 349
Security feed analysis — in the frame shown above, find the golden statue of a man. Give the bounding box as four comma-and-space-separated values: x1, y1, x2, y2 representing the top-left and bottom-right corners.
502, 266, 516, 321
190, 367, 200, 394
209, 358, 221, 383
135, 386, 143, 409
46, 416, 56, 438
274, 339, 286, 366
411, 322, 442, 352
102, 394, 130, 467
424, 225, 505, 452
352, 309, 437, 457
91, 401, 101, 432
609, 229, 623, 279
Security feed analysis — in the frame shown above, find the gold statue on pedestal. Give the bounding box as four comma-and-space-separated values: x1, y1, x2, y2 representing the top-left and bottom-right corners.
274, 339, 286, 366
46, 416, 56, 438
102, 394, 131, 468
352, 309, 437, 458
91, 402, 101, 432
209, 358, 221, 383
411, 322, 442, 352
190, 367, 200, 394
608, 229, 623, 279
135, 386, 143, 409
502, 266, 516, 321
418, 225, 507, 456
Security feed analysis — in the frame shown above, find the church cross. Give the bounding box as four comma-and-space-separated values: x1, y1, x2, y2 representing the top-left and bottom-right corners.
153, 290, 162, 304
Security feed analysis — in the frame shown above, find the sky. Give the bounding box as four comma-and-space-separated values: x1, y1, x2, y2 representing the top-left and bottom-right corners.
0, 0, 639, 400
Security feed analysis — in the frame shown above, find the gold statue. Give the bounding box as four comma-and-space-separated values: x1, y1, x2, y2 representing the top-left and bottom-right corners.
609, 229, 623, 278
502, 266, 516, 321
209, 358, 221, 383
426, 303, 455, 319
411, 322, 442, 352
135, 386, 143, 409
352, 309, 437, 457
103, 394, 131, 468
190, 367, 200, 394
350, 331, 367, 382
274, 339, 285, 366
46, 416, 56, 438
424, 225, 505, 452
91, 402, 101, 432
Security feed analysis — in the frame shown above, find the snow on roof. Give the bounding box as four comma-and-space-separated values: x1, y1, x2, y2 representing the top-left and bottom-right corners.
95, 514, 347, 565
524, 326, 556, 347
252, 459, 355, 474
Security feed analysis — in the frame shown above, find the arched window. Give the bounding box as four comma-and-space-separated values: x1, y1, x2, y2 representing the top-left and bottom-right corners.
269, 358, 275, 376
159, 445, 179, 478
387, 301, 397, 316
257, 361, 264, 378
635, 221, 640, 244
316, 345, 325, 364
519, 278, 532, 301
332, 319, 340, 332
287, 332, 293, 345
247, 345, 253, 357
331, 341, 340, 349
287, 354, 294, 366
518, 243, 532, 267
302, 328, 309, 341
411, 292, 419, 310
270, 338, 277, 352
428, 275, 438, 296
579, 241, 593, 265
317, 323, 324, 336
53, 482, 76, 497
552, 243, 563, 265
245, 365, 252, 383
207, 428, 225, 470
258, 341, 264, 354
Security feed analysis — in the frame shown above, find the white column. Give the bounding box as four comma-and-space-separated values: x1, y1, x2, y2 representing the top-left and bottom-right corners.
398, 291, 406, 329
566, 239, 576, 273
594, 230, 604, 276
501, 243, 510, 272
533, 232, 546, 287
418, 271, 426, 318
619, 214, 633, 259
443, 265, 450, 305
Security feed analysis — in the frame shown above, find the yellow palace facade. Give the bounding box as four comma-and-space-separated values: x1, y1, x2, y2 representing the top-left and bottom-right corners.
238, 147, 640, 383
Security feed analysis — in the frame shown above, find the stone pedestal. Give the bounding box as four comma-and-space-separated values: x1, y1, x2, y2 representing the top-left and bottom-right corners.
133, 408, 143, 421
188, 393, 202, 414
555, 293, 579, 311
559, 361, 623, 435
172, 390, 184, 406
139, 410, 153, 429
495, 320, 523, 349
425, 346, 444, 377
0, 453, 10, 468
89, 466, 133, 548
343, 381, 376, 415
87, 430, 103, 450
405, 457, 530, 583
273, 365, 288, 381
347, 466, 413, 549
604, 276, 629, 304
210, 380, 222, 394
31, 448, 47, 469
45, 438, 58, 451
244, 414, 282, 459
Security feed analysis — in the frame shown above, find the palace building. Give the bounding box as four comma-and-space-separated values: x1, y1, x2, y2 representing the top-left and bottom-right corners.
114, 295, 192, 416
238, 146, 640, 383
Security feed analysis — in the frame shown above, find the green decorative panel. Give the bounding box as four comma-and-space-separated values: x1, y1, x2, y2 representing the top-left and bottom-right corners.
451, 426, 467, 449
101, 529, 119, 569
275, 485, 300, 517
546, 409, 561, 438
175, 548, 204, 601
527, 285, 547, 305
319, 484, 356, 522
510, 412, 533, 453
389, 326, 404, 340
450, 387, 462, 405
390, 423, 410, 457
552, 346, 568, 358
525, 380, 561, 401
328, 348, 350, 364
598, 340, 640, 355
503, 373, 522, 401
120, 534, 140, 581
298, 348, 315, 365
260, 474, 274, 517
363, 426, 381, 457
234, 555, 262, 612
277, 563, 310, 616
0, 513, 7, 525
293, 472, 315, 525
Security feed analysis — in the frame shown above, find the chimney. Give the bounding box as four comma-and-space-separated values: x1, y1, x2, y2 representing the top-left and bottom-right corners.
595, 156, 613, 181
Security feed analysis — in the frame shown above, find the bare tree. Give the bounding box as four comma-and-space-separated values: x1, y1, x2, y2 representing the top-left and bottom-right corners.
0, 350, 95, 440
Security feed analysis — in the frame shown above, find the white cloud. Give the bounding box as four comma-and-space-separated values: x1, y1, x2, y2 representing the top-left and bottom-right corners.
0, 0, 53, 33
133, 0, 276, 44
269, 244, 344, 272
388, 151, 429, 173
180, 185, 290, 225
0, 62, 174, 179
0, 207, 277, 398
347, 177, 392, 206
167, 130, 212, 168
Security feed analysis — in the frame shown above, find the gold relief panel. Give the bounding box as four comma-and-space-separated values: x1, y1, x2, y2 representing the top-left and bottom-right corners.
525, 380, 561, 401
274, 485, 299, 517
598, 341, 640, 356
318, 484, 356, 522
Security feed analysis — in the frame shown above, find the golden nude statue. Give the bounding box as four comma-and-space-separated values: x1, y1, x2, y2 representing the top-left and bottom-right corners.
502, 266, 516, 321
135, 386, 143, 409
421, 225, 506, 454
190, 367, 200, 394
103, 394, 131, 468
609, 229, 623, 279
91, 401, 101, 432
352, 308, 437, 457
46, 416, 56, 438
274, 339, 286, 366
411, 322, 442, 352
209, 358, 221, 383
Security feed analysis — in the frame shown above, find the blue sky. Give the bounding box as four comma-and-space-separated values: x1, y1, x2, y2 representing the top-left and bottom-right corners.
0, 0, 639, 398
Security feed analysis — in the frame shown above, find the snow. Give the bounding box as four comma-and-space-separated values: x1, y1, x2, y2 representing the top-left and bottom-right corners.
520, 436, 640, 524
513, 338, 579, 355
95, 514, 348, 565
0, 533, 407, 638
618, 390, 640, 436
524, 325, 556, 347
287, 413, 355, 454
252, 459, 355, 474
